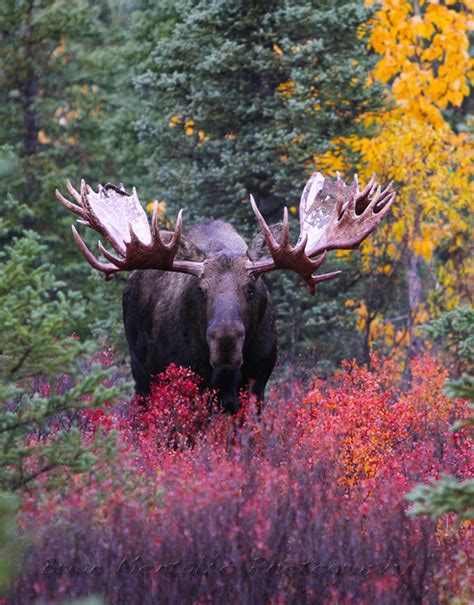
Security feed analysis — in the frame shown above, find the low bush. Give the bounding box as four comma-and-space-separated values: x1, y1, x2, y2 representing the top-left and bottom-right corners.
8, 354, 472, 604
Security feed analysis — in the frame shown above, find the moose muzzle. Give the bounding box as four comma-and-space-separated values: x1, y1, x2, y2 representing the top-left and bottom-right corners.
206, 321, 245, 369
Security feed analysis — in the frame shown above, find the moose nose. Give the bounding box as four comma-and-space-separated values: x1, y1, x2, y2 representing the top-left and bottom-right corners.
207, 322, 245, 369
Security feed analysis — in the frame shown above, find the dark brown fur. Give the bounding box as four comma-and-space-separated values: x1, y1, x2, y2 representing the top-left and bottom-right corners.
123, 220, 278, 412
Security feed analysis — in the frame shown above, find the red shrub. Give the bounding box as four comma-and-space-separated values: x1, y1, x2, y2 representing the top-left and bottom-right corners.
12, 354, 472, 605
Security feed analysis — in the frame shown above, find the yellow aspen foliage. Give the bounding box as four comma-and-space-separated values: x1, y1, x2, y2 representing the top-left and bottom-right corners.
316, 0, 473, 341
360, 115, 472, 264
168, 116, 181, 128
184, 119, 195, 136
272, 43, 283, 56
146, 200, 175, 230
276, 80, 295, 98
367, 0, 473, 127
38, 130, 52, 144
146, 200, 167, 217
169, 117, 209, 142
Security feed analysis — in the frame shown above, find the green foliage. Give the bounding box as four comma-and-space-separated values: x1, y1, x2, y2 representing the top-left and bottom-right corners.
0, 493, 20, 594
446, 374, 474, 401
446, 374, 474, 433
0, 0, 133, 351
0, 0, 102, 201
422, 307, 474, 372
406, 476, 474, 521
1, 231, 85, 383
0, 200, 122, 491
134, 0, 384, 228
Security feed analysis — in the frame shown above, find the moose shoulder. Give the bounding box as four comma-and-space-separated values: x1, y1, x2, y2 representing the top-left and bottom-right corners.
56, 172, 395, 412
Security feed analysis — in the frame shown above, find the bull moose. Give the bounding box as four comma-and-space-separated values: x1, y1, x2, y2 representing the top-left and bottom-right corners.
56, 172, 395, 412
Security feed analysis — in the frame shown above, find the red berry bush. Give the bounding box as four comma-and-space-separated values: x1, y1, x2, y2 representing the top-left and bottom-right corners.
10, 354, 473, 604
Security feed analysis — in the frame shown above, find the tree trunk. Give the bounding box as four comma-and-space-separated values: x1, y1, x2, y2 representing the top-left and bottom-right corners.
404, 250, 424, 357
21, 2, 39, 203
22, 69, 39, 157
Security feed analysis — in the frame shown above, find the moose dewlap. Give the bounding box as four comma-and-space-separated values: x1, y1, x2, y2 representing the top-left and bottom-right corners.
56, 172, 395, 412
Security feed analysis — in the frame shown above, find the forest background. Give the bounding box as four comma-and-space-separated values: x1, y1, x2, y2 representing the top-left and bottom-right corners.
1, 0, 472, 374
0, 0, 472, 602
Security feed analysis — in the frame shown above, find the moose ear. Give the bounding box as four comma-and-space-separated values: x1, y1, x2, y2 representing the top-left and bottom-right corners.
248, 223, 284, 261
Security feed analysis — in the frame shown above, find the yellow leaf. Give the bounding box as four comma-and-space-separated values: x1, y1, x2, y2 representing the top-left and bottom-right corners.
273, 43, 283, 56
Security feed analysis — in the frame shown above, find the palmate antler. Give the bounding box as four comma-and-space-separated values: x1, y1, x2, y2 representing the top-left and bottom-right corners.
56, 181, 205, 280
57, 172, 394, 291
247, 172, 395, 294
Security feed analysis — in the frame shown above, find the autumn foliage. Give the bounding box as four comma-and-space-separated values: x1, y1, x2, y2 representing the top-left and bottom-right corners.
317, 0, 473, 352
11, 352, 472, 604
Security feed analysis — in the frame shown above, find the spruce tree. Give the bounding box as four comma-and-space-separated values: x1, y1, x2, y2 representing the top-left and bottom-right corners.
134, 0, 384, 228
0, 0, 137, 344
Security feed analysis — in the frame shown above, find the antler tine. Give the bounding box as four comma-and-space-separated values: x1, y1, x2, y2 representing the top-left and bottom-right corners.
151, 200, 161, 240
282, 207, 290, 249
71, 225, 118, 277
315, 269, 342, 282
295, 231, 308, 255
66, 179, 82, 205
353, 173, 359, 193
98, 240, 125, 266
354, 173, 377, 203
169, 209, 184, 250
335, 171, 345, 219
78, 179, 94, 217
127, 222, 144, 249
81, 178, 91, 200
55, 188, 86, 218
371, 184, 382, 206
250, 194, 280, 251
308, 271, 342, 296
367, 173, 377, 196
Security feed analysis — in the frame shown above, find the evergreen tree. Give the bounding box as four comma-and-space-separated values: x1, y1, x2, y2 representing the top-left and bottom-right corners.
0, 0, 104, 211
134, 0, 384, 228
0, 0, 139, 347
0, 200, 122, 492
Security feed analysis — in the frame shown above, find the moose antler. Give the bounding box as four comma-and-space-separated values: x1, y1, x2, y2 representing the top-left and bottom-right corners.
247, 172, 395, 294
56, 181, 205, 280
